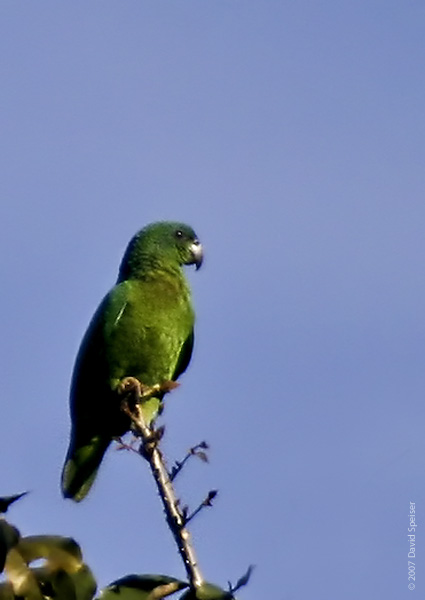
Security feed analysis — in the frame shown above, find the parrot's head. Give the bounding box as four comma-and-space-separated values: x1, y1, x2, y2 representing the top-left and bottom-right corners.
118, 221, 203, 281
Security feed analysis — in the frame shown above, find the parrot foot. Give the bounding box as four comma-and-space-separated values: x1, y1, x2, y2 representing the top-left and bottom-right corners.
117, 376, 146, 399
118, 376, 179, 401
119, 380, 165, 458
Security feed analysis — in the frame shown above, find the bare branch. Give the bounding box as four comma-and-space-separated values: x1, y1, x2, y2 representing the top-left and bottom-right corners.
120, 382, 204, 590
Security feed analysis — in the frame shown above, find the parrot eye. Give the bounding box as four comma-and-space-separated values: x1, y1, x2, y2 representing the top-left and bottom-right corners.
175, 230, 184, 239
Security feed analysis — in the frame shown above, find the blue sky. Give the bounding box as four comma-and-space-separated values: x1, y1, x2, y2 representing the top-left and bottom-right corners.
1, 2, 425, 599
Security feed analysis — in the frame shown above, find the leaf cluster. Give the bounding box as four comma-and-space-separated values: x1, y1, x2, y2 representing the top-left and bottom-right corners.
0, 496, 237, 600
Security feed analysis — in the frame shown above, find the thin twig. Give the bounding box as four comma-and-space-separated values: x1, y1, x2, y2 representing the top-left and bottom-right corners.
121, 388, 204, 590
229, 564, 255, 594
185, 490, 218, 524
170, 441, 209, 481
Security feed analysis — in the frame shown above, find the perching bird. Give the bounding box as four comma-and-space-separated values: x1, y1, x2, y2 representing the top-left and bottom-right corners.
61, 221, 203, 502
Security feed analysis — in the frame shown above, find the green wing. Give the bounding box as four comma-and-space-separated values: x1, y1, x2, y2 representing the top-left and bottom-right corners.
61, 286, 130, 501
173, 329, 194, 380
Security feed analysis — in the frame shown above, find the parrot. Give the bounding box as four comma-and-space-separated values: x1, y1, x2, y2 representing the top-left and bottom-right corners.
61, 221, 203, 502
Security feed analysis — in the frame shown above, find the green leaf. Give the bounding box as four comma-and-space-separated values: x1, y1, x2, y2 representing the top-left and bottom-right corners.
17, 535, 83, 572
0, 581, 15, 600
4, 547, 43, 600
70, 564, 97, 600
3, 535, 96, 600
0, 520, 20, 573
32, 567, 77, 600
32, 563, 96, 600
99, 574, 188, 600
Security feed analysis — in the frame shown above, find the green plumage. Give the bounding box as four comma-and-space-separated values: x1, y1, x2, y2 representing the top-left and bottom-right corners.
61, 221, 203, 502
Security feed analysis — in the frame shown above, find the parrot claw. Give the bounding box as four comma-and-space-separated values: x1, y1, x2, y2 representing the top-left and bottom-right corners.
118, 377, 173, 459
117, 376, 144, 397
118, 377, 179, 401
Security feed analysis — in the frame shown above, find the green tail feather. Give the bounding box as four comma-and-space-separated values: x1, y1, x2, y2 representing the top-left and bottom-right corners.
61, 437, 110, 502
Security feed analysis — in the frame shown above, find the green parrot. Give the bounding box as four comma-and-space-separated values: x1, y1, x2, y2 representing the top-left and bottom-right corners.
61, 221, 203, 502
